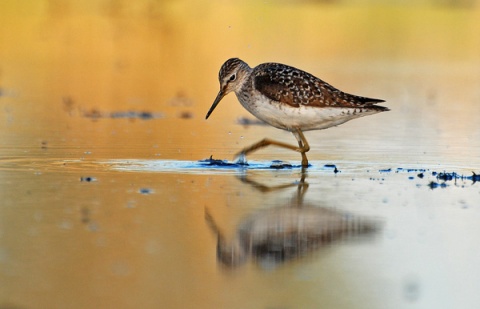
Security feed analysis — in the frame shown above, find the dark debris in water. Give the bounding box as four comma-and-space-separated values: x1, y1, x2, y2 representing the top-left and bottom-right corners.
370, 166, 480, 188
80, 176, 96, 182
270, 160, 293, 169
472, 172, 480, 183
396, 167, 426, 173
379, 167, 428, 174
436, 171, 480, 183
199, 156, 243, 167
236, 117, 267, 126
195, 159, 479, 186
111, 111, 156, 120
139, 188, 154, 194
198, 156, 308, 169
83, 109, 162, 120
178, 111, 194, 119
428, 181, 448, 189
324, 164, 339, 173
436, 172, 458, 181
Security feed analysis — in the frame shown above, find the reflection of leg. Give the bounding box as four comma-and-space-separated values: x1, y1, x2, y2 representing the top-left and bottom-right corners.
204, 208, 224, 241
296, 169, 309, 205
237, 173, 302, 193
234, 128, 310, 166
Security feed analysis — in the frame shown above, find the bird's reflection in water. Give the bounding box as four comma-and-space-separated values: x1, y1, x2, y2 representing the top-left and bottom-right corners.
205, 169, 380, 269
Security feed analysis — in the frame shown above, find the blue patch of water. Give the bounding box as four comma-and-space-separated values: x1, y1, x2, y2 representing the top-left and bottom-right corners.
98, 159, 480, 185
197, 157, 305, 169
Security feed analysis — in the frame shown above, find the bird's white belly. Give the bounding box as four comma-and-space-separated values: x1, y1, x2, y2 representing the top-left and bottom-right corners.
237, 93, 376, 131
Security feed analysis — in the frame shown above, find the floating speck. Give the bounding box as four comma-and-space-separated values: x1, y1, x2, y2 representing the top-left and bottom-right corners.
236, 117, 267, 126
178, 111, 193, 119
80, 176, 96, 182
397, 167, 426, 173
139, 188, 153, 195
139, 111, 154, 119
428, 181, 447, 189
81, 207, 90, 224
323, 164, 339, 173
84, 110, 162, 120
270, 160, 293, 169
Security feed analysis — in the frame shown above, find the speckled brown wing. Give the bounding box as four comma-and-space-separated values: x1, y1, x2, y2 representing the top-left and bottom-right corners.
253, 63, 387, 110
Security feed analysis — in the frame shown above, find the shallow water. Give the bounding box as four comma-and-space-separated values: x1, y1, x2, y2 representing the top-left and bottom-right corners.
2, 1, 480, 309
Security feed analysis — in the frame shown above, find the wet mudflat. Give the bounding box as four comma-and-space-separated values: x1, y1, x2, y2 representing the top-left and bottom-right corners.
1, 1, 480, 309
1, 116, 480, 309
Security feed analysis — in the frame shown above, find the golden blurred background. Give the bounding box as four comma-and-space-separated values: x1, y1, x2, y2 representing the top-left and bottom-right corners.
1, 0, 479, 113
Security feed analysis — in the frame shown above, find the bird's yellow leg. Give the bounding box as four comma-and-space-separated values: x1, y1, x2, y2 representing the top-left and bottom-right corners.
292, 129, 310, 167
234, 128, 310, 167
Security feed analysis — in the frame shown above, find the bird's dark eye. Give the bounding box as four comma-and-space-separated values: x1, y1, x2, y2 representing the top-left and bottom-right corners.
228, 74, 236, 82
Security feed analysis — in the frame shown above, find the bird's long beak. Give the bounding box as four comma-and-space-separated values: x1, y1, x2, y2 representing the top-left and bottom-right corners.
206, 90, 226, 119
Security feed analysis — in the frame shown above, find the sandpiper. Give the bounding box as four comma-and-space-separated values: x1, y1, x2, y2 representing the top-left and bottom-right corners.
206, 58, 389, 167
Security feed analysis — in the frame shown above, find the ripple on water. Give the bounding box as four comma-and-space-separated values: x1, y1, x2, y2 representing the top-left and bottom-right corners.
0, 157, 478, 188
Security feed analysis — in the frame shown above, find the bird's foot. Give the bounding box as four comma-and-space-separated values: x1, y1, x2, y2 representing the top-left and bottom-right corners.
234, 152, 248, 165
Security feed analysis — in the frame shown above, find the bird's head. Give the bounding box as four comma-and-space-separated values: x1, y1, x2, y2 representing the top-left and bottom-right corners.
206, 58, 251, 119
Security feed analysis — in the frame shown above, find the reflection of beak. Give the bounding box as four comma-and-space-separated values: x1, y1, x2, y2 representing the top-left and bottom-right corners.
205, 90, 226, 119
